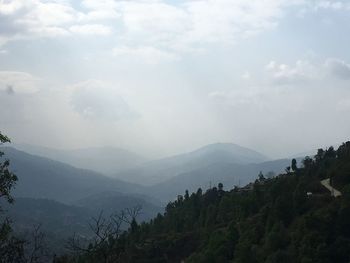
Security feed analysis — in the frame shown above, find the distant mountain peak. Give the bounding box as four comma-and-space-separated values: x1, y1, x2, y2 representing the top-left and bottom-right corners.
114, 142, 271, 187
190, 142, 270, 163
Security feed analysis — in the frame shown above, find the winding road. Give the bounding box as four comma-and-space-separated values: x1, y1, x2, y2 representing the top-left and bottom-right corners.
320, 178, 342, 197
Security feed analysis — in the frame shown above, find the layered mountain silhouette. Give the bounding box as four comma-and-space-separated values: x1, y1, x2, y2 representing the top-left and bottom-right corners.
146, 159, 292, 200
114, 143, 271, 185
1, 147, 146, 203
13, 144, 147, 175
0, 142, 299, 253
3, 143, 297, 202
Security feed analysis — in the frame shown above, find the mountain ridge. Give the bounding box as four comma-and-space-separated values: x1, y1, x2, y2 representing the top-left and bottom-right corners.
0, 146, 146, 203
114, 142, 270, 186
12, 143, 147, 175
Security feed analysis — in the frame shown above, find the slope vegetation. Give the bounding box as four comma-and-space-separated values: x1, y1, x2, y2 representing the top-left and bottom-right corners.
58, 142, 350, 263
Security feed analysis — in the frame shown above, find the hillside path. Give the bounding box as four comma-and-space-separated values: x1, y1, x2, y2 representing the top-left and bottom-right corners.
320, 178, 342, 197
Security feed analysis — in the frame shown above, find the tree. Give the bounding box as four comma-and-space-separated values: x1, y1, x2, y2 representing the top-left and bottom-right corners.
315, 148, 325, 162
302, 156, 313, 169
25, 224, 49, 263
56, 141, 350, 263
66, 206, 143, 262
285, 166, 291, 174
258, 171, 265, 181
325, 146, 336, 158
266, 171, 276, 179
184, 190, 190, 200
291, 159, 297, 172
218, 183, 223, 191
0, 132, 18, 204
0, 131, 25, 263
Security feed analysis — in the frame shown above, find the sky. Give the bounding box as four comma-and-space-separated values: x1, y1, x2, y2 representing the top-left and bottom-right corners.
1, 0, 350, 159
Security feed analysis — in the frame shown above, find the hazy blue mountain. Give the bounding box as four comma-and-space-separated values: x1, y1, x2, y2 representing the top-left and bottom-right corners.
1, 147, 146, 204
2, 144, 290, 203
186, 143, 269, 163
0, 147, 163, 253
13, 144, 147, 175
115, 143, 270, 185
147, 158, 293, 201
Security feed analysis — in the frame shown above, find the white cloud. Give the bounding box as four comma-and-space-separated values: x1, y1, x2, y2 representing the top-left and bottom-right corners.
314, 1, 350, 11
0, 71, 40, 94
112, 46, 178, 64
266, 60, 317, 84
325, 58, 350, 80
207, 86, 283, 114
266, 58, 350, 85
0, 0, 308, 54
336, 99, 350, 111
0, 0, 121, 41
242, 72, 251, 80
298, 0, 350, 16
69, 80, 138, 121
69, 24, 112, 36
29, 2, 77, 26
115, 0, 296, 53
80, 9, 120, 21
28, 26, 70, 37
0, 0, 75, 44
183, 0, 283, 43
81, 0, 119, 10
80, 0, 120, 21
208, 91, 227, 99
0, 0, 29, 15
118, 1, 189, 39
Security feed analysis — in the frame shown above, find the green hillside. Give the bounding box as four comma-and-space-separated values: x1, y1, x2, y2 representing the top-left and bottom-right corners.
58, 142, 350, 263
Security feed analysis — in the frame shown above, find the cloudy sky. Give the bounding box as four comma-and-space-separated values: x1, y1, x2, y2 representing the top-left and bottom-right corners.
1, 0, 350, 158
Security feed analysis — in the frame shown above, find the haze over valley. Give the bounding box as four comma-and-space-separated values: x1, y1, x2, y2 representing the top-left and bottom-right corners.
1, 0, 350, 262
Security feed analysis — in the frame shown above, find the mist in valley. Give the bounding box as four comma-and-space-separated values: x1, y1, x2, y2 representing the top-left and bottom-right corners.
1, 0, 350, 262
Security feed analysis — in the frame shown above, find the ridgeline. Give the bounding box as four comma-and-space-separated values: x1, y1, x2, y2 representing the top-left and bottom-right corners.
57, 142, 350, 262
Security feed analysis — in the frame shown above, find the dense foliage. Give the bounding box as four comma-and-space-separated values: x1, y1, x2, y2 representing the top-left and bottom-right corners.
0, 132, 24, 263
1, 133, 50, 263
57, 142, 350, 263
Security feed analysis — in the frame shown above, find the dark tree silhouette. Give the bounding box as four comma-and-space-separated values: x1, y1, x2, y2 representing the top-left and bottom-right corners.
0, 131, 24, 263
218, 183, 223, 191
291, 159, 297, 172
0, 132, 18, 203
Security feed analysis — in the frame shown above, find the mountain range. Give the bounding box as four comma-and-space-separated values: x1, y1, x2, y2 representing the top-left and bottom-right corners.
146, 158, 293, 200
2, 143, 301, 202
0, 147, 162, 253
13, 144, 147, 175
0, 142, 300, 253
1, 147, 145, 203
114, 142, 271, 185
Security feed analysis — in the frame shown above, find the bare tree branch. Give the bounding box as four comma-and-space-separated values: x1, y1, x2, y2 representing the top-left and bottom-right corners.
65, 206, 143, 262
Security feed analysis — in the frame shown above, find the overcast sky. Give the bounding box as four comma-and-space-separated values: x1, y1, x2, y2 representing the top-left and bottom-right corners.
1, 0, 350, 159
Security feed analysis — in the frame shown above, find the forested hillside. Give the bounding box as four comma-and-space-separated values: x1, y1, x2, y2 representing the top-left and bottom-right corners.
58, 142, 350, 263
146, 158, 292, 201
0, 146, 162, 258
